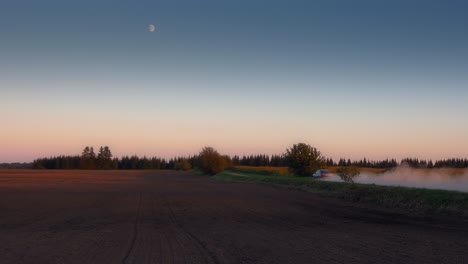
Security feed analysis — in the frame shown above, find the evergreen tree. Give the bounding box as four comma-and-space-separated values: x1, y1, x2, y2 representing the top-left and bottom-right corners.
97, 146, 113, 169
80, 146, 96, 169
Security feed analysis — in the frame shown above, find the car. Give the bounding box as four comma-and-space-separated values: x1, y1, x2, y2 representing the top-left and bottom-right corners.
312, 169, 332, 178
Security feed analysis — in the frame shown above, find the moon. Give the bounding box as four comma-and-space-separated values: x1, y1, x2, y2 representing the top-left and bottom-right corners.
148, 24, 156, 33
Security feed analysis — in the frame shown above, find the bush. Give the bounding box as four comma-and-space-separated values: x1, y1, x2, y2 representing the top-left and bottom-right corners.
336, 166, 360, 184
198, 147, 228, 175
286, 143, 325, 176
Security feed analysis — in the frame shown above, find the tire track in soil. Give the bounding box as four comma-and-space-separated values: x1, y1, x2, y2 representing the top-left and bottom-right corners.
162, 195, 222, 264
150, 193, 189, 264
149, 195, 165, 264
171, 198, 339, 264
73, 192, 141, 264
122, 192, 143, 264
122, 192, 172, 264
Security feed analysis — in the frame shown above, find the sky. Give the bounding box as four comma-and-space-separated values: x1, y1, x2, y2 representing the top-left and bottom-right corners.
1, 0, 468, 162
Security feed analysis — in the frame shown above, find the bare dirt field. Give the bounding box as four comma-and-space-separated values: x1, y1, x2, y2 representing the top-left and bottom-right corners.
0, 170, 467, 264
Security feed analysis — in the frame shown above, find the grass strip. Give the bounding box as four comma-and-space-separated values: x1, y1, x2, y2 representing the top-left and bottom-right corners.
213, 169, 468, 216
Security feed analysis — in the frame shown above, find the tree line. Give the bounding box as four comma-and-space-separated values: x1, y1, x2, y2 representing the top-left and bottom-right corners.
30, 145, 468, 170
231, 154, 288, 167
401, 158, 468, 168
231, 154, 398, 169
334, 158, 398, 168
32, 146, 194, 170
0, 163, 32, 169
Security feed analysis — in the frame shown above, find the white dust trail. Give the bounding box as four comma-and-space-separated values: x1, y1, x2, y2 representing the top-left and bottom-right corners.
322, 165, 468, 192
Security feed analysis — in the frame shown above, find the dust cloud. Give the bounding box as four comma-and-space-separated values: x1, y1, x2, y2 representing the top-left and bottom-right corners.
322, 165, 468, 192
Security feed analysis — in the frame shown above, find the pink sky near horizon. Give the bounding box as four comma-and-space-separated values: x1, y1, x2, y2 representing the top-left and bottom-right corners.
2, 87, 468, 163
2, 112, 467, 163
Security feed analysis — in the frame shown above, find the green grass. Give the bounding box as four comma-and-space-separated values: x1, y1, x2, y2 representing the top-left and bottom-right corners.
213, 169, 468, 216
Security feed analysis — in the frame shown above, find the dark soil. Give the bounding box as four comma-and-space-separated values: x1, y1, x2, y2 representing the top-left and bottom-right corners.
0, 170, 467, 264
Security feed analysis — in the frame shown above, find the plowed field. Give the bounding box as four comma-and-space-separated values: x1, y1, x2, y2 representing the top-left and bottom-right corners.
0, 170, 467, 264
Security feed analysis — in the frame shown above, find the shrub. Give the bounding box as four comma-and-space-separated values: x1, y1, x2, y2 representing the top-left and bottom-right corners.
336, 166, 360, 184
198, 147, 228, 175
286, 143, 325, 176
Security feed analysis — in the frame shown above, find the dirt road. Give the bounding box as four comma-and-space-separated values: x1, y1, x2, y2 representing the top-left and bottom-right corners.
0, 170, 467, 264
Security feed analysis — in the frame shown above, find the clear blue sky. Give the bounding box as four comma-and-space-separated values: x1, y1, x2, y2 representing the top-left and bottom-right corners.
1, 0, 468, 162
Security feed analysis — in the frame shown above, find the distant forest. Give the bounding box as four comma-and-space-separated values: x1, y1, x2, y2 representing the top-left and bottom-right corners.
0, 163, 32, 169
400, 158, 468, 169
16, 146, 468, 170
